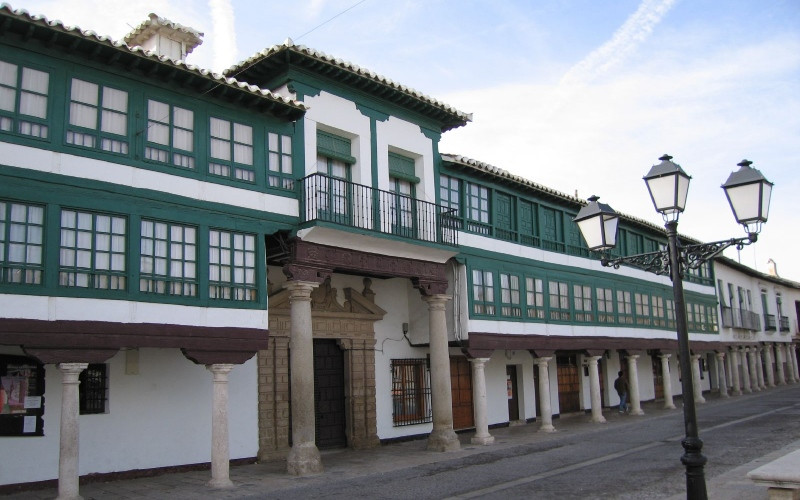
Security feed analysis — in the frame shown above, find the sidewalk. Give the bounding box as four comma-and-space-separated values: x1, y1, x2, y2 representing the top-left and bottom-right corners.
4, 388, 797, 499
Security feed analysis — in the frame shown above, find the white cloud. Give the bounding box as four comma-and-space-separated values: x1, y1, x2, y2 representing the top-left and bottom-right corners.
208, 0, 238, 72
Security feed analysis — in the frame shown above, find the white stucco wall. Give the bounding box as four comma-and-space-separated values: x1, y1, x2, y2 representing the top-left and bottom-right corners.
0, 347, 258, 486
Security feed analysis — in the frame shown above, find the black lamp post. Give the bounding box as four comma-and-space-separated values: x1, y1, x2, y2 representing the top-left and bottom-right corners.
574, 155, 773, 500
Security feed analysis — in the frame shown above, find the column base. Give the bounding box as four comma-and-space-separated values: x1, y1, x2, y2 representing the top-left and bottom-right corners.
471, 434, 495, 445
427, 428, 460, 452
539, 424, 556, 433
664, 401, 677, 409
630, 409, 645, 416
287, 443, 323, 475
55, 494, 82, 500
208, 477, 235, 489
591, 415, 607, 424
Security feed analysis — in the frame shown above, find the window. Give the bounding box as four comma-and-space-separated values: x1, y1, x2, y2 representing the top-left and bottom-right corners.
573, 284, 593, 322
472, 269, 495, 315
596, 287, 614, 323
617, 290, 633, 324
391, 359, 432, 426
140, 220, 197, 297
499, 273, 521, 317
519, 200, 539, 247
708, 305, 719, 332
548, 280, 570, 321
389, 177, 415, 237
526, 276, 545, 319
439, 174, 461, 226
79, 364, 107, 415
466, 182, 490, 234
209, 117, 254, 182
665, 298, 676, 329
144, 99, 194, 169
540, 207, 565, 252
0, 60, 49, 138
208, 229, 257, 301
652, 295, 665, 327
317, 156, 351, 224
634, 292, 651, 326
495, 192, 515, 241
717, 280, 727, 307
67, 78, 128, 154
59, 210, 126, 290
0, 201, 44, 285
267, 132, 293, 189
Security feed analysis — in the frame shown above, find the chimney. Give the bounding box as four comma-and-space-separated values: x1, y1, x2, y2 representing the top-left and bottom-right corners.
124, 13, 203, 61
767, 258, 778, 277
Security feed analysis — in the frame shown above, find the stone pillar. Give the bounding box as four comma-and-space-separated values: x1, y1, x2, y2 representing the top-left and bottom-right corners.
424, 294, 460, 452
470, 358, 494, 445
587, 356, 605, 423
730, 348, 742, 395
775, 344, 786, 385
725, 352, 733, 392
755, 347, 767, 390
626, 355, 644, 416
207, 364, 235, 489
748, 348, 761, 392
741, 348, 752, 393
535, 357, 555, 432
715, 352, 729, 398
789, 345, 800, 383
56, 363, 88, 500
764, 344, 776, 387
659, 354, 676, 409
286, 281, 323, 475
690, 354, 706, 403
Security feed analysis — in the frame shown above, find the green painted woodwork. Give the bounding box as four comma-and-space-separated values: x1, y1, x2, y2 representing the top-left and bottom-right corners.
317, 130, 356, 164
388, 152, 419, 183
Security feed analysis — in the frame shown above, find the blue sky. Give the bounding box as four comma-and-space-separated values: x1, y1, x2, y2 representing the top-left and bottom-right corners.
13, 0, 800, 281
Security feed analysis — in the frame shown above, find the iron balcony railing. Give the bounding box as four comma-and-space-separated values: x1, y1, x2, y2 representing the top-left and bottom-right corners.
779, 315, 790, 332
300, 173, 458, 247
720, 307, 761, 331
765, 313, 777, 331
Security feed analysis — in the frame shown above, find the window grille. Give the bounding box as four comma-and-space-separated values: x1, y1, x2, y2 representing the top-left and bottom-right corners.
391, 359, 432, 426
79, 364, 107, 415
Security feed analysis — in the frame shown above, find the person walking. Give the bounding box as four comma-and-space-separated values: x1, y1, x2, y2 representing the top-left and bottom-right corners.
614, 371, 630, 413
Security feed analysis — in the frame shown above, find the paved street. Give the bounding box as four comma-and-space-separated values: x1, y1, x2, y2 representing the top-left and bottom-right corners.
5, 384, 800, 499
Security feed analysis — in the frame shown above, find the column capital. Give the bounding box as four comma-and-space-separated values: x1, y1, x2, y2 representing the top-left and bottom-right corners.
284, 280, 319, 301
659, 353, 672, 360
57, 363, 88, 380
715, 351, 726, 360
534, 356, 552, 366
587, 355, 601, 364
469, 357, 490, 367
206, 363, 235, 379
627, 353, 640, 360
422, 293, 451, 307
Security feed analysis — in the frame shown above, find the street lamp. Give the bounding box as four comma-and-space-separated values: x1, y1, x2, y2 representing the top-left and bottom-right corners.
574, 155, 773, 500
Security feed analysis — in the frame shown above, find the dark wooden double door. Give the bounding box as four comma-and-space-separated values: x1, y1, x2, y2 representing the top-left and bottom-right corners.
313, 339, 347, 449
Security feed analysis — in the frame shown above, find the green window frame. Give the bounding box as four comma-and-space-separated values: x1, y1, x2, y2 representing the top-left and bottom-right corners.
495, 192, 515, 242
208, 228, 257, 302
525, 276, 545, 320
59, 209, 126, 290
466, 182, 490, 235
652, 295, 666, 327
596, 287, 614, 323
708, 305, 719, 332
573, 284, 593, 322
66, 78, 129, 154
0, 60, 49, 139
540, 206, 565, 252
499, 272, 521, 317
140, 219, 198, 297
617, 290, 633, 324
389, 176, 416, 238
144, 99, 195, 170
439, 174, 461, 218
665, 298, 676, 329
548, 280, 570, 321
208, 117, 254, 182
0, 200, 44, 285
519, 200, 539, 247
634, 292, 651, 326
267, 132, 293, 190
472, 269, 495, 315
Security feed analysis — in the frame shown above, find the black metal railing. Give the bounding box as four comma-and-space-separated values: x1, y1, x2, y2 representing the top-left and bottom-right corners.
301, 173, 457, 246
765, 314, 777, 331
720, 307, 761, 331
779, 315, 790, 332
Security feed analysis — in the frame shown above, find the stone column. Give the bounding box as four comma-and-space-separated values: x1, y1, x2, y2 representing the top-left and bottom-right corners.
587, 356, 605, 423
535, 357, 555, 432
730, 348, 742, 395
659, 354, 676, 409
748, 348, 761, 392
424, 294, 460, 452
764, 344, 776, 387
56, 363, 88, 500
757, 347, 767, 390
775, 344, 786, 385
207, 364, 235, 489
626, 355, 644, 416
725, 352, 733, 392
690, 354, 706, 403
741, 348, 752, 393
286, 281, 323, 475
715, 352, 728, 398
789, 345, 800, 383
470, 358, 494, 445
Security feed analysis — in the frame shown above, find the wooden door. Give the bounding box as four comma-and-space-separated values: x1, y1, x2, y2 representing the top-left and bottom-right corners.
506, 365, 519, 421
450, 357, 474, 430
557, 354, 581, 413
313, 339, 346, 449
652, 354, 664, 400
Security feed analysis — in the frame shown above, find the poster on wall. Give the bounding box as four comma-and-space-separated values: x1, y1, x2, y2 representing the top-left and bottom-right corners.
0, 355, 45, 436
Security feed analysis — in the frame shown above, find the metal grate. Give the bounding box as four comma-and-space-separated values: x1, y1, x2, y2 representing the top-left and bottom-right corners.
79, 364, 107, 415
391, 359, 432, 427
